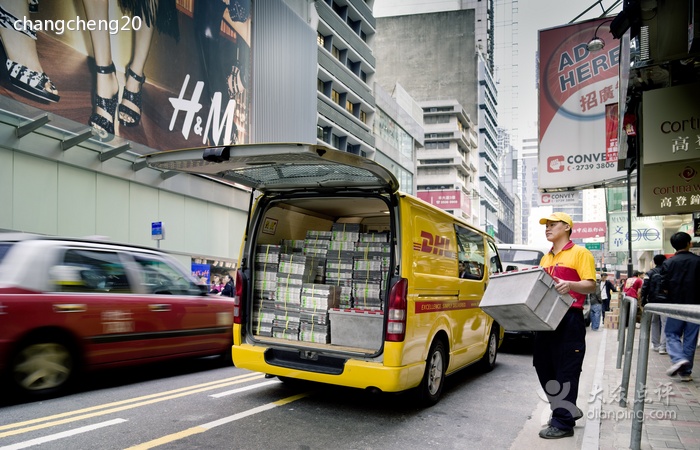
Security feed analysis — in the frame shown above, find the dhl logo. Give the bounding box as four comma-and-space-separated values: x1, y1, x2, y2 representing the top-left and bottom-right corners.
413, 231, 455, 258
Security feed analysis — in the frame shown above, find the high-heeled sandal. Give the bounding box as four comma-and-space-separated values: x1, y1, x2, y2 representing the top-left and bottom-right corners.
0, 5, 59, 103
89, 63, 118, 140
118, 66, 145, 127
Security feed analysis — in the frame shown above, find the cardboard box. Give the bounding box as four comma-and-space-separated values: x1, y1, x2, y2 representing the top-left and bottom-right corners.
480, 268, 575, 331
329, 308, 383, 349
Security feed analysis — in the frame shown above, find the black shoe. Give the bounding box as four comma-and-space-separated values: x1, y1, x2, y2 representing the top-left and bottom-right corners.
539, 426, 574, 439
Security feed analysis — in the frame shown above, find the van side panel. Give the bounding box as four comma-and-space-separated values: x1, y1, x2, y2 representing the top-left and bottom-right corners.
395, 196, 492, 374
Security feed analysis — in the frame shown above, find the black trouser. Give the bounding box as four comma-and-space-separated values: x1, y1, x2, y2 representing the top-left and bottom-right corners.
533, 308, 586, 431
602, 298, 610, 320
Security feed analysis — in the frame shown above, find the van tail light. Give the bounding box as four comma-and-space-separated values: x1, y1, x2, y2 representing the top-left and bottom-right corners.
386, 278, 408, 342
234, 270, 244, 324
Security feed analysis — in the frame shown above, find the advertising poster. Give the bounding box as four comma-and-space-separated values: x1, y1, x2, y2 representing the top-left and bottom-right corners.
417, 189, 471, 216
538, 18, 622, 190
607, 212, 663, 252
537, 191, 582, 206
0, 0, 252, 150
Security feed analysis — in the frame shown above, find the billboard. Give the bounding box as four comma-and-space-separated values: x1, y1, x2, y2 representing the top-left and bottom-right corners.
417, 189, 471, 216
607, 213, 663, 252
0, 1, 252, 150
538, 18, 622, 190
537, 191, 582, 206
571, 221, 606, 240
639, 83, 700, 215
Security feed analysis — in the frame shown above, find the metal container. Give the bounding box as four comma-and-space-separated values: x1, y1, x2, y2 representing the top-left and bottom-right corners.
329, 308, 384, 349
480, 267, 574, 331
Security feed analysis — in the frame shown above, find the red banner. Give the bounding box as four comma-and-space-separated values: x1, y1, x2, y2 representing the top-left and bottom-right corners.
571, 221, 607, 239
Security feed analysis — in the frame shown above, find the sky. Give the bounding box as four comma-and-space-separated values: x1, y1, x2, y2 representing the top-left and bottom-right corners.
373, 0, 622, 140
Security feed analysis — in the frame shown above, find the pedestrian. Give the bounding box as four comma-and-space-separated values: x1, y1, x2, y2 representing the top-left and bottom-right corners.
640, 254, 668, 354
661, 232, 700, 382
623, 270, 644, 324
220, 274, 235, 297
589, 274, 603, 331
535, 212, 596, 440
600, 272, 616, 323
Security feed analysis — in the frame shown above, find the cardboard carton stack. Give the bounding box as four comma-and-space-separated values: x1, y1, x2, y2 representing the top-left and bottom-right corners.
604, 291, 621, 329
298, 283, 340, 343
304, 230, 331, 283
272, 253, 315, 340
325, 223, 360, 309
352, 232, 390, 311
252, 244, 281, 337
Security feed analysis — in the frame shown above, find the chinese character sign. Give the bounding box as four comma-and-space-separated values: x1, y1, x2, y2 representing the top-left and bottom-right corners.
607, 213, 664, 252
642, 83, 700, 165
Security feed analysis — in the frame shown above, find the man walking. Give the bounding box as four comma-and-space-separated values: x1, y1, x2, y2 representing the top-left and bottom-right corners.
641, 254, 667, 354
661, 232, 700, 382
600, 272, 616, 323
535, 212, 596, 439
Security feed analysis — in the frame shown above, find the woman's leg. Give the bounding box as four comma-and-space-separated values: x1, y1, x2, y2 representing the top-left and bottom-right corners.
119, 16, 154, 125
82, 0, 119, 136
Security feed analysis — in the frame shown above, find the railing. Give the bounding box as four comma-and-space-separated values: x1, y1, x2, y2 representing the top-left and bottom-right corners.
616, 301, 700, 450
616, 295, 638, 407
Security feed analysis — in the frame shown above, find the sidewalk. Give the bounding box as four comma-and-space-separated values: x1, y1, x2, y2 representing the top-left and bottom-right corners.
598, 326, 700, 449
509, 327, 700, 449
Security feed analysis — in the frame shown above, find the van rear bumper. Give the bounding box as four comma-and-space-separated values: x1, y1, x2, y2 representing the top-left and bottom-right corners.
232, 344, 425, 393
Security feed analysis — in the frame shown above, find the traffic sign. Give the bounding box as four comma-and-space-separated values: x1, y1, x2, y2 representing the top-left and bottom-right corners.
585, 242, 602, 250
151, 221, 164, 240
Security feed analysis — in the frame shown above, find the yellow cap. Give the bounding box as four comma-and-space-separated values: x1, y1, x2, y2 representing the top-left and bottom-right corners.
539, 212, 573, 227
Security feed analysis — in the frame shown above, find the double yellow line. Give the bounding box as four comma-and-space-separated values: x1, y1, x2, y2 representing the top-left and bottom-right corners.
0, 372, 265, 439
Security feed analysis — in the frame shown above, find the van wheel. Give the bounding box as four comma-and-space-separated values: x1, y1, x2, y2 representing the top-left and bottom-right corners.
416, 340, 446, 407
11, 337, 76, 398
478, 327, 498, 372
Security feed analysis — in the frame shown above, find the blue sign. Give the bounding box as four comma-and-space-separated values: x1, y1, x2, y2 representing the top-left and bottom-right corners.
151, 221, 164, 240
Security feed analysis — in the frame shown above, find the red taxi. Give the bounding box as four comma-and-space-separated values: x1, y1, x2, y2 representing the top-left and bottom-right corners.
0, 234, 235, 399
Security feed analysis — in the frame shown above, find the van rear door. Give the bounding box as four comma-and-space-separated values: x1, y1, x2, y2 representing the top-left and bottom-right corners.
145, 143, 400, 194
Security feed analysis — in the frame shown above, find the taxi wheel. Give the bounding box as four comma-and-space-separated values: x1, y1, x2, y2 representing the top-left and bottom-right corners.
11, 337, 76, 398
416, 339, 446, 407
478, 326, 499, 372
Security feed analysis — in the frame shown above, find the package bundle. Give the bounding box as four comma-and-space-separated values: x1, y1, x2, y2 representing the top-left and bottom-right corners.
299, 321, 330, 344
331, 222, 361, 243
359, 231, 389, 243
297, 283, 339, 343
252, 245, 281, 323
272, 307, 300, 340
252, 305, 275, 337
281, 239, 305, 253
352, 241, 391, 311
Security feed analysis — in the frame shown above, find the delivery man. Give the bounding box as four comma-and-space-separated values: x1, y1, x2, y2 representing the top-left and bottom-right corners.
535, 212, 596, 439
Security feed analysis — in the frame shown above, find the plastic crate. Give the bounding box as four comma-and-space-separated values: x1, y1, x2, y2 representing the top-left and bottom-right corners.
480, 267, 574, 331
329, 308, 384, 349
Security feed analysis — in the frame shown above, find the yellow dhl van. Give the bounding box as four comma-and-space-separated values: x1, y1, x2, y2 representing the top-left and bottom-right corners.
147, 143, 505, 405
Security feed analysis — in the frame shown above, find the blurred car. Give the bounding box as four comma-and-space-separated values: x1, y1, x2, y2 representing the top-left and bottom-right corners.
497, 244, 549, 272
0, 234, 235, 399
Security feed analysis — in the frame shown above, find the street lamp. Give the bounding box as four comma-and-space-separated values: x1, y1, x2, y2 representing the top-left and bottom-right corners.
586, 19, 613, 52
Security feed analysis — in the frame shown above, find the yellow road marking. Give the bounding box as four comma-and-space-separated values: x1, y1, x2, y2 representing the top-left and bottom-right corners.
125, 393, 310, 450
0, 373, 264, 439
